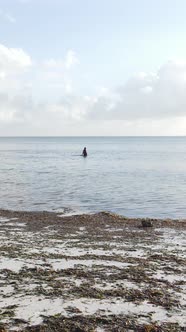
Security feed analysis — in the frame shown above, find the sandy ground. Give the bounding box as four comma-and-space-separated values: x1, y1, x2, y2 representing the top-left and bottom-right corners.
0, 209, 185, 331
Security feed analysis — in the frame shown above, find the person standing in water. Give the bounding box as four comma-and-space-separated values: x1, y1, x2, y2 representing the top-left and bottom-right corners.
82, 147, 87, 157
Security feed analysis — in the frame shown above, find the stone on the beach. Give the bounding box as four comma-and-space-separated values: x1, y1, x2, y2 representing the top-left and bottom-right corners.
141, 219, 153, 227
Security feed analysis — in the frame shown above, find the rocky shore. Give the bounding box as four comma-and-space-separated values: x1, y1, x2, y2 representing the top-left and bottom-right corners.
0, 209, 185, 331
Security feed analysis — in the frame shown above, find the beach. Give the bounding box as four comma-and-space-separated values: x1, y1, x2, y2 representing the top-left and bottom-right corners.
0, 209, 185, 331
2, 0, 186, 330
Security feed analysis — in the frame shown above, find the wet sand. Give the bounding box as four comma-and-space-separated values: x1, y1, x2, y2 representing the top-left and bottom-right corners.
0, 209, 185, 331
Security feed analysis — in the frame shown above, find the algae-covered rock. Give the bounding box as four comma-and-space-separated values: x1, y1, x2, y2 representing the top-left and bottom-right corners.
141, 219, 153, 227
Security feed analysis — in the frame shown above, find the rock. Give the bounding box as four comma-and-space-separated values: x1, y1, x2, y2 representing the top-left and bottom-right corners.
141, 219, 153, 227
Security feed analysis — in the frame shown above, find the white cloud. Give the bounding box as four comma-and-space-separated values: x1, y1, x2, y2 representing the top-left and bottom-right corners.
0, 44, 186, 136
64, 79, 73, 94
43, 59, 63, 69
0, 44, 32, 76
43, 50, 79, 70
0, 44, 33, 126
48, 95, 91, 121
86, 60, 186, 121
64, 50, 79, 69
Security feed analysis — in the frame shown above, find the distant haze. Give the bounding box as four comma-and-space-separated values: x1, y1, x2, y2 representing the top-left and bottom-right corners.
0, 0, 186, 135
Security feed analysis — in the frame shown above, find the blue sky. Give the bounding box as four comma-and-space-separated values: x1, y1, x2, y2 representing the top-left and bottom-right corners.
1, 0, 186, 135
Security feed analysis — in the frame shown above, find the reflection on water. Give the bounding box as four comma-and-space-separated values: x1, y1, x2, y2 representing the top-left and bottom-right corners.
0, 136, 186, 218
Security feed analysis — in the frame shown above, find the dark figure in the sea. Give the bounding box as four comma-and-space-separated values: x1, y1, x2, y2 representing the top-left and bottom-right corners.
82, 147, 87, 157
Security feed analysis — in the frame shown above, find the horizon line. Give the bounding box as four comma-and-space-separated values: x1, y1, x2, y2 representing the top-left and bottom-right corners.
0, 135, 185, 138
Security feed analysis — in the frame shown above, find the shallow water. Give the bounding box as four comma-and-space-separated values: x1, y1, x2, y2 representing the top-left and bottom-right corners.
0, 136, 186, 218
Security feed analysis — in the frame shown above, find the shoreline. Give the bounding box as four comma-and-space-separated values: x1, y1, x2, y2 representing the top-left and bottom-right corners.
0, 210, 185, 331
0, 207, 186, 224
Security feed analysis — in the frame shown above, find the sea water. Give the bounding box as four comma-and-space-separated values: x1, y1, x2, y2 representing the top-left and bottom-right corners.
0, 136, 186, 219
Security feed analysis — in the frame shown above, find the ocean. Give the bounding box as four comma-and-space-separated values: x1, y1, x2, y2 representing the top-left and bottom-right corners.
0, 136, 186, 219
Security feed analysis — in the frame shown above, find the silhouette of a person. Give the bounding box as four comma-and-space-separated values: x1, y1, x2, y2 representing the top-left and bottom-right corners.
82, 147, 87, 157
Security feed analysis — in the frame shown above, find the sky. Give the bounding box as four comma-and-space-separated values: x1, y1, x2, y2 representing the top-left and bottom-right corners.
1, 0, 186, 135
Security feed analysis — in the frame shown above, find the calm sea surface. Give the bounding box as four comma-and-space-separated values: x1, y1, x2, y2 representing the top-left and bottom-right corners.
0, 136, 186, 219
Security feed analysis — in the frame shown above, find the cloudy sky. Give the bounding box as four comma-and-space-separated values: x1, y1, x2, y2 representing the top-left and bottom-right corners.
1, 0, 186, 135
